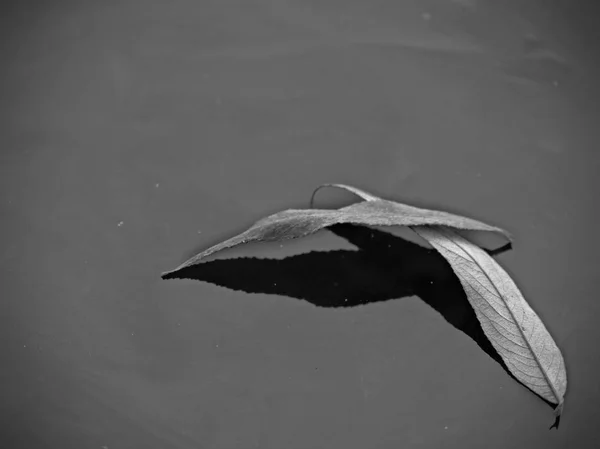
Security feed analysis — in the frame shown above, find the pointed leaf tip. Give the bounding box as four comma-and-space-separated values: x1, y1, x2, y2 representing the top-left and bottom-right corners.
549, 402, 564, 430
310, 183, 383, 208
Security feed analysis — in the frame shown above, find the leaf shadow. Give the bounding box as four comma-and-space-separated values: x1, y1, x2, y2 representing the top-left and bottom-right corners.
163, 223, 552, 411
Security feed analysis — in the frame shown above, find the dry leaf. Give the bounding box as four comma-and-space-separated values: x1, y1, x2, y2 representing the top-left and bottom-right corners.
413, 225, 567, 428
162, 184, 566, 428
162, 184, 510, 277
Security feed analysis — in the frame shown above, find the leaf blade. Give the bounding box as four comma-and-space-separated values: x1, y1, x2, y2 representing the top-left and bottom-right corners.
313, 184, 513, 239
413, 225, 567, 426
162, 186, 511, 277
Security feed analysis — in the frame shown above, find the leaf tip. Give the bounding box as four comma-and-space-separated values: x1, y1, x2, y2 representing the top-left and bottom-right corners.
309, 183, 339, 208
549, 402, 564, 430
161, 264, 186, 279
484, 241, 513, 257
310, 183, 379, 208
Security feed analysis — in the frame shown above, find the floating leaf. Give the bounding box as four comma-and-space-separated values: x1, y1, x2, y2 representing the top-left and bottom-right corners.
161, 184, 510, 277
162, 183, 566, 428
413, 225, 567, 429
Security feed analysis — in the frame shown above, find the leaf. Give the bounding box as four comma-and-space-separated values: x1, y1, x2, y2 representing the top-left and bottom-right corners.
162, 183, 567, 428
413, 225, 567, 429
161, 184, 510, 277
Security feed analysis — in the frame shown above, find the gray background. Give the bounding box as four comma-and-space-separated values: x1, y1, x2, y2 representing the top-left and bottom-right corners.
1, 0, 599, 448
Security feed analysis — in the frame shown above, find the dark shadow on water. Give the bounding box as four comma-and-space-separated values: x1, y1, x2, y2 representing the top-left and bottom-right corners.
162, 223, 556, 422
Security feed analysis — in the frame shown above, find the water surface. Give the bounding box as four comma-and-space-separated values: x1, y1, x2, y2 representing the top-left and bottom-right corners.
1, 1, 599, 448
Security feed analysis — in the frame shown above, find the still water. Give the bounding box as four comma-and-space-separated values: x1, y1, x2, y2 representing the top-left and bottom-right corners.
1, 1, 599, 448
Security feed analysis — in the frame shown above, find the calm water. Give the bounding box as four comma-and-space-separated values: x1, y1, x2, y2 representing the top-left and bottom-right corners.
1, 1, 599, 448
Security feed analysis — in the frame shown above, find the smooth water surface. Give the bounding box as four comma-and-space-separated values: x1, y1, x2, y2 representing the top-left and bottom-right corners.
1, 1, 599, 448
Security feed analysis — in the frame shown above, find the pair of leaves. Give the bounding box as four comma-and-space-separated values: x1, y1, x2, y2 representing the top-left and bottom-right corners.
162, 184, 567, 429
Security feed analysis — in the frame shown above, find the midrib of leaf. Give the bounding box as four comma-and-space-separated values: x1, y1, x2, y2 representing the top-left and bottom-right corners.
414, 225, 561, 405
